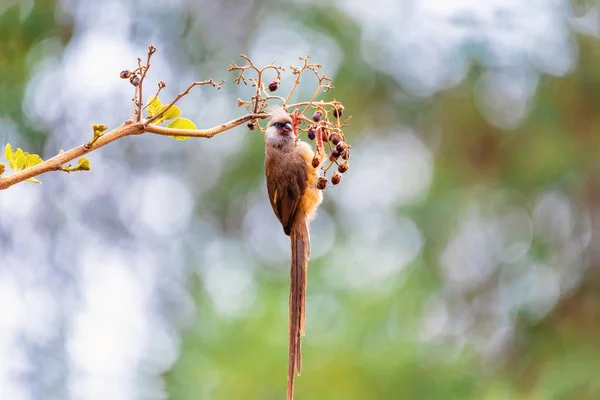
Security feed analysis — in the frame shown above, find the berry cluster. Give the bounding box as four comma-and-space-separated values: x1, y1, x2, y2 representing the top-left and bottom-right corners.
299, 105, 351, 190
229, 54, 352, 191
120, 69, 140, 87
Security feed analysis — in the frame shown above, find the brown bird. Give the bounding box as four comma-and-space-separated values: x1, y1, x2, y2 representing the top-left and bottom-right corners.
264, 107, 324, 400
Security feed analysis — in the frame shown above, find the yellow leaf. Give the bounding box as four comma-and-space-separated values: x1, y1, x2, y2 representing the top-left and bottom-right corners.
167, 118, 197, 141
25, 153, 42, 167
3, 144, 44, 183
77, 158, 91, 171
0, 162, 4, 176
5, 144, 13, 167
14, 148, 26, 170
147, 96, 163, 117
162, 105, 181, 121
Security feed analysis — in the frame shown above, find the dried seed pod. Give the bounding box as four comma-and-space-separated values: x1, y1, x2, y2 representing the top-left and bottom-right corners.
130, 75, 140, 86
311, 156, 320, 168
317, 176, 327, 190
331, 172, 342, 185
338, 161, 349, 173
342, 149, 350, 160
336, 142, 347, 153
120, 70, 131, 79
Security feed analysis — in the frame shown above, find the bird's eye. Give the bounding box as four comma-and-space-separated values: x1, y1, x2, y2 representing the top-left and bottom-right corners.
275, 122, 283, 129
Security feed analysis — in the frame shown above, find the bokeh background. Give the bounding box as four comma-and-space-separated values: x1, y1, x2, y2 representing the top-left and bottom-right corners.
2, 0, 600, 399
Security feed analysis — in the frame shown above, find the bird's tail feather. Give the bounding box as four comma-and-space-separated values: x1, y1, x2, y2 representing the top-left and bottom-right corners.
287, 215, 309, 400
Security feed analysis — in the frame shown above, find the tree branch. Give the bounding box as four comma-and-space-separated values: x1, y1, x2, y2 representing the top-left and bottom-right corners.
145, 113, 267, 138
0, 113, 268, 190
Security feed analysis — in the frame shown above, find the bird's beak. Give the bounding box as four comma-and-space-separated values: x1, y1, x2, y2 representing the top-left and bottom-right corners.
283, 122, 293, 132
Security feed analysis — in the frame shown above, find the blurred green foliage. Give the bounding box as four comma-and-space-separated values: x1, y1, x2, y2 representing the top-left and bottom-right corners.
4, 1, 600, 399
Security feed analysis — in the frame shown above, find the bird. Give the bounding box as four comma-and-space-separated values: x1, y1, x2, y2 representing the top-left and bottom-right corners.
264, 107, 324, 400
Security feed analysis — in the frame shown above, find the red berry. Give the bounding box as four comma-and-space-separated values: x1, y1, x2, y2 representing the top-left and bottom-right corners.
317, 176, 327, 190
338, 161, 349, 173
312, 112, 322, 122
307, 129, 316, 140
268, 80, 279, 92
311, 157, 320, 168
331, 172, 342, 185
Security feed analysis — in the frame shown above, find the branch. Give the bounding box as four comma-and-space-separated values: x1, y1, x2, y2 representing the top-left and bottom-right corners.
0, 122, 140, 190
144, 113, 267, 138
0, 113, 268, 190
0, 47, 352, 194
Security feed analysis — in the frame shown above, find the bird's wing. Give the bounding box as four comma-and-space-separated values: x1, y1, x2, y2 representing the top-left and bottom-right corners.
266, 155, 308, 235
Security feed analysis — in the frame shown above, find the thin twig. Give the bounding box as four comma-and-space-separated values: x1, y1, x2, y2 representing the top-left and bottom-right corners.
147, 79, 225, 124
144, 81, 166, 110
137, 45, 156, 122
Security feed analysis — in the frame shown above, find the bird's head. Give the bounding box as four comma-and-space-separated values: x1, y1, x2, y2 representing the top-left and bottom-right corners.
265, 107, 295, 146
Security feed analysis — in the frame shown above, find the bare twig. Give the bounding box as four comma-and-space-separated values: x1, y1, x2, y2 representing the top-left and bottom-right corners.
147, 79, 225, 124
144, 80, 166, 110
228, 54, 285, 114
136, 45, 156, 122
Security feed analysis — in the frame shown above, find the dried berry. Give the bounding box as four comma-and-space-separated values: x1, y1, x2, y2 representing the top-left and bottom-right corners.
317, 176, 327, 190
338, 161, 349, 173
312, 112, 322, 122
307, 129, 316, 141
331, 148, 340, 158
322, 130, 330, 142
333, 106, 344, 118
120, 70, 131, 79
130, 75, 140, 86
336, 142, 347, 153
331, 172, 342, 185
247, 122, 255, 130
330, 134, 341, 145
342, 149, 350, 160
311, 156, 320, 168
268, 79, 279, 92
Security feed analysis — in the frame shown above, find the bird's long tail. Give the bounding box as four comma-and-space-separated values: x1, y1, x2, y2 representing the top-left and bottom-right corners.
287, 215, 310, 400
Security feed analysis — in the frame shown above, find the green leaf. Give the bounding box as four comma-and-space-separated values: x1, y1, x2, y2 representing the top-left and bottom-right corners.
147, 96, 163, 117
167, 118, 197, 141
